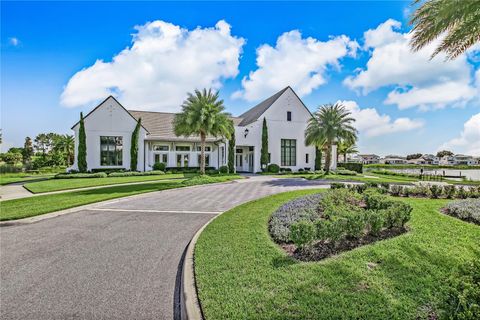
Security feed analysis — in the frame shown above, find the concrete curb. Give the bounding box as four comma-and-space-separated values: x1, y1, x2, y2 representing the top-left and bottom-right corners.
181, 214, 219, 320
0, 179, 239, 227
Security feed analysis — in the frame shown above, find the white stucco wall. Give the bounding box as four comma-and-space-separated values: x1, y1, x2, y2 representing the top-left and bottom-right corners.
72, 97, 146, 172
234, 88, 315, 172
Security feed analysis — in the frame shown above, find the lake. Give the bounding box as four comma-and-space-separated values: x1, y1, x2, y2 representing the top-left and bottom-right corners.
389, 168, 480, 181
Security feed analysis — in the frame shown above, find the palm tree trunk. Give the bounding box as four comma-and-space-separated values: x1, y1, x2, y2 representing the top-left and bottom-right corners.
200, 132, 206, 175
324, 143, 331, 173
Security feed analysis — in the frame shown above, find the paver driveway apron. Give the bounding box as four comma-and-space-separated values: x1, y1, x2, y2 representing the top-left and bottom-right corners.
0, 176, 329, 320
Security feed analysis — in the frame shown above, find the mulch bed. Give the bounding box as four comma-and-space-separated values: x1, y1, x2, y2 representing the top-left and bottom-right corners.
281, 227, 409, 262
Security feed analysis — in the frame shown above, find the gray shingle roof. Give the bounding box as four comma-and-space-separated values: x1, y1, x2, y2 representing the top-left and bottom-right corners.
238, 87, 289, 126
129, 110, 243, 142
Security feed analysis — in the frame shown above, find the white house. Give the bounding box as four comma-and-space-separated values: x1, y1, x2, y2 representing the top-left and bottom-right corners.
71, 87, 321, 173
357, 154, 381, 164
439, 154, 478, 166
380, 155, 407, 164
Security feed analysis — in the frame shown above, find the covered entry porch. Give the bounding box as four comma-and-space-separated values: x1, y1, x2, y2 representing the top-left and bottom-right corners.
235, 146, 255, 173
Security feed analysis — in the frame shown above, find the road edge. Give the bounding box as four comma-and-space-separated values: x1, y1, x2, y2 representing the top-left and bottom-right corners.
181, 214, 219, 320
0, 179, 239, 227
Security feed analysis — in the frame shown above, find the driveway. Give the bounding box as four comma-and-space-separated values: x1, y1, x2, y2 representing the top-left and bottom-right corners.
0, 176, 329, 320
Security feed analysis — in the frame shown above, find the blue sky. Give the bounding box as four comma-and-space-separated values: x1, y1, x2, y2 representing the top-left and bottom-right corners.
2, 1, 479, 156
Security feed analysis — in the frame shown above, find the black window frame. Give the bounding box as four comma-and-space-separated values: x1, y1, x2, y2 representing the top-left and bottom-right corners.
100, 136, 123, 166
196, 146, 212, 152
197, 154, 210, 166
176, 145, 191, 152
281, 139, 296, 166
287, 111, 292, 121
306, 153, 309, 164
153, 145, 169, 151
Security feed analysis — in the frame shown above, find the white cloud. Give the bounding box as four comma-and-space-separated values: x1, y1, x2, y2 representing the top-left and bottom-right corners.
440, 113, 480, 156
9, 37, 19, 46
233, 30, 358, 101
61, 20, 245, 111
340, 100, 424, 137
344, 19, 477, 110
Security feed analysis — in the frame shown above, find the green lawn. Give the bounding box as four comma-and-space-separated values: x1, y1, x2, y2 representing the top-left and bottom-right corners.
0, 175, 240, 221
23, 173, 187, 193
195, 190, 480, 319
0, 173, 54, 185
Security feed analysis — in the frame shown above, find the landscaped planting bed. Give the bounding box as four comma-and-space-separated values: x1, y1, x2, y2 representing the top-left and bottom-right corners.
195, 190, 480, 320
269, 188, 412, 261
442, 198, 480, 225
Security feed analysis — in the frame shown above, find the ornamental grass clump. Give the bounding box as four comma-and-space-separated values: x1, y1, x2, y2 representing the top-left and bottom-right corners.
269, 193, 323, 243
442, 199, 480, 225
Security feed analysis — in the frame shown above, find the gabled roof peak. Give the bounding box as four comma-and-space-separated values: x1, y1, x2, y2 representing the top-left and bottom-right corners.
238, 87, 290, 126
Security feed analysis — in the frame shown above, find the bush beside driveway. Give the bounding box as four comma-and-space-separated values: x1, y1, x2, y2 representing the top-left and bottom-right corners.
195, 190, 480, 319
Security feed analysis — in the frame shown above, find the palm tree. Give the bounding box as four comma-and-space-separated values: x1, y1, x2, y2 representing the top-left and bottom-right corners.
54, 134, 75, 166
338, 140, 358, 163
305, 103, 357, 172
409, 0, 480, 60
174, 89, 234, 175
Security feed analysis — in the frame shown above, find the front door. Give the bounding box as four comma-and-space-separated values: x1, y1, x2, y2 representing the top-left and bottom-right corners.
248, 153, 254, 172
176, 154, 189, 167
235, 154, 243, 172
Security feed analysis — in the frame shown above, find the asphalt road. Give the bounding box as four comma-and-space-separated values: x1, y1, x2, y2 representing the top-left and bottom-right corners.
0, 176, 329, 320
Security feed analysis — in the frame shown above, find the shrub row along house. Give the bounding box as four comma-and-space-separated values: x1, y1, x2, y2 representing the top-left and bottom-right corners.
70, 87, 322, 173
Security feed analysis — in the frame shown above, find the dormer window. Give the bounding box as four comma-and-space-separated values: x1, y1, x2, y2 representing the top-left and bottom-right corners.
287, 111, 292, 121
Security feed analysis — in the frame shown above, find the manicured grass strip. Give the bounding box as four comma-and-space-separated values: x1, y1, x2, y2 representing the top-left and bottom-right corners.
195, 190, 480, 320
23, 173, 186, 193
0, 174, 54, 186
0, 175, 239, 221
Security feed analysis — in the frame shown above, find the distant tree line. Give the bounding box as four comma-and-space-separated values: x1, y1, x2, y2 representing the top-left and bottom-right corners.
0, 133, 74, 170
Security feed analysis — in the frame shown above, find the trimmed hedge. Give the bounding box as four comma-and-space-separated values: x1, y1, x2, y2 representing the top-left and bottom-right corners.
91, 168, 126, 174
166, 166, 215, 173
338, 162, 363, 173
108, 170, 165, 177
333, 169, 357, 176
55, 172, 108, 179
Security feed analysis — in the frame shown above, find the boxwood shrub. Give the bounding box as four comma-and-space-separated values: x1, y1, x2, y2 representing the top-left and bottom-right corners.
153, 162, 166, 171
337, 162, 363, 173
267, 163, 280, 173
55, 172, 108, 179
108, 170, 165, 177
270, 188, 412, 252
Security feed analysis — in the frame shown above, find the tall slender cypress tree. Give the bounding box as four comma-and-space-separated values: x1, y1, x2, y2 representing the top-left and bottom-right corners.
315, 146, 322, 171
260, 118, 269, 170
78, 112, 87, 172
228, 133, 235, 173
130, 118, 141, 171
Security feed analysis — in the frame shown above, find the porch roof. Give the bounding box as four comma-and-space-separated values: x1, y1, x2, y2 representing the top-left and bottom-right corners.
129, 110, 242, 141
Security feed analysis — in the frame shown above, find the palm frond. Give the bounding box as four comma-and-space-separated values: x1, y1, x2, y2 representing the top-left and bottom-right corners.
409, 0, 480, 60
